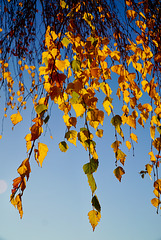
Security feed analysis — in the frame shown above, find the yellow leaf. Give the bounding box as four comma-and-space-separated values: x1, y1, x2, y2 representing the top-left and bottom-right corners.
126, 115, 136, 128
126, 10, 137, 20
148, 151, 156, 162
15, 194, 23, 219
154, 179, 161, 194
126, 140, 131, 150
111, 64, 123, 75
73, 104, 85, 117
130, 133, 138, 142
59, 141, 69, 152
153, 189, 160, 198
150, 126, 155, 140
38, 143, 48, 167
55, 59, 70, 73
96, 129, 103, 138
146, 164, 153, 180
151, 198, 160, 208
10, 111, 23, 126
65, 130, 77, 146
88, 210, 101, 232
0, 135, 2, 140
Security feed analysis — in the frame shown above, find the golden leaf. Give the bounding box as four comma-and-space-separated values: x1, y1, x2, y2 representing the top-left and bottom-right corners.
150, 126, 155, 140
148, 151, 156, 162
126, 10, 137, 20
153, 189, 160, 198
96, 129, 103, 138
146, 164, 153, 180
38, 143, 48, 167
151, 198, 160, 208
130, 133, 138, 142
65, 130, 77, 146
73, 103, 85, 117
10, 111, 23, 126
88, 210, 101, 232
14, 194, 23, 219
126, 140, 131, 150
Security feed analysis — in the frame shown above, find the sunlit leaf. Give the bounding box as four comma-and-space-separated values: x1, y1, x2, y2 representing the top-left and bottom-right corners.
38, 143, 48, 167
145, 164, 153, 180
59, 141, 69, 152
113, 166, 125, 182
87, 174, 97, 194
35, 104, 48, 115
88, 210, 101, 232
10, 111, 23, 126
96, 129, 103, 138
65, 130, 77, 146
73, 103, 85, 117
126, 141, 131, 150
151, 198, 160, 208
130, 133, 138, 142
153, 138, 161, 151
71, 59, 81, 72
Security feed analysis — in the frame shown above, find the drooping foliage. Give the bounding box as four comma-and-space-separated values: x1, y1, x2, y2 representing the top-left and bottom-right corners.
0, 0, 161, 231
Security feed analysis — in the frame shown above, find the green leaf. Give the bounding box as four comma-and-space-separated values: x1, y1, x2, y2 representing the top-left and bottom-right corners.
71, 60, 81, 72
92, 195, 101, 212
111, 115, 122, 127
83, 158, 98, 174
87, 174, 97, 194
62, 37, 70, 48
59, 141, 69, 152
69, 91, 80, 104
35, 104, 48, 114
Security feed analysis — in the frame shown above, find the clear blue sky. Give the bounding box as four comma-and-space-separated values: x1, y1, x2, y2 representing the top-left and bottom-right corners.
1, 78, 161, 240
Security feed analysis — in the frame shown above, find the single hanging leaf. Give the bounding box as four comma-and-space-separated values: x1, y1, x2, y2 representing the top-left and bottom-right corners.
38, 143, 48, 167
130, 133, 138, 143
59, 141, 69, 152
10, 111, 23, 126
96, 129, 103, 138
111, 115, 122, 127
65, 130, 77, 146
150, 126, 155, 140
35, 104, 48, 115
151, 198, 160, 208
113, 166, 125, 182
126, 140, 131, 150
73, 103, 85, 117
71, 59, 81, 72
87, 174, 97, 194
88, 210, 101, 232
91, 195, 101, 212
83, 158, 98, 174
145, 164, 153, 180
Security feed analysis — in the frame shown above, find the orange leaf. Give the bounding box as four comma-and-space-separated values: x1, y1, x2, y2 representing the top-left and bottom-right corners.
10, 111, 23, 126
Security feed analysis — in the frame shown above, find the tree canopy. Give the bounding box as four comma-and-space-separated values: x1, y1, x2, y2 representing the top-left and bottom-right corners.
0, 0, 161, 231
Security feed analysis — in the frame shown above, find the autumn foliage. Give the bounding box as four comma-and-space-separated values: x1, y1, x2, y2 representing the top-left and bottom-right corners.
0, 0, 161, 231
